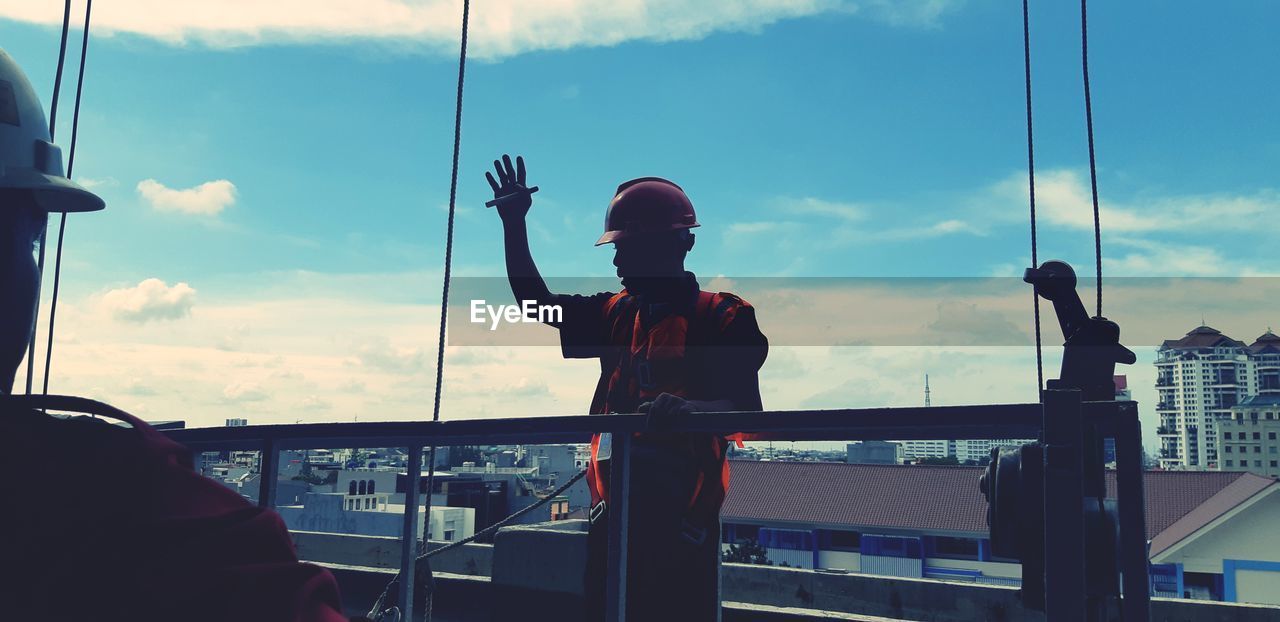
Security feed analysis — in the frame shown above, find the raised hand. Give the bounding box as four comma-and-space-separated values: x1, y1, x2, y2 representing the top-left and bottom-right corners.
484, 154, 538, 221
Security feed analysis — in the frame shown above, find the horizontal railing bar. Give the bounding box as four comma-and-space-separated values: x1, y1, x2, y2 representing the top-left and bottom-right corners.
163, 401, 1132, 451
4, 395, 1134, 452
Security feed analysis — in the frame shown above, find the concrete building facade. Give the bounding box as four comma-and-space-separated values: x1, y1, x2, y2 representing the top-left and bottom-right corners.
278, 491, 475, 542
897, 440, 954, 461
1157, 327, 1280, 470
846, 441, 903, 465
1215, 395, 1280, 478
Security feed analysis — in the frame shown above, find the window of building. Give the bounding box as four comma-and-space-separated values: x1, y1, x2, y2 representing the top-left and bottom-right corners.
1226, 460, 1233, 467
1254, 432, 1262, 440
358, 481, 367, 495
349, 481, 358, 495
818, 529, 861, 552
1225, 446, 1233, 453
733, 524, 760, 543
1272, 461, 1278, 468
443, 529, 456, 541
1256, 446, 1263, 453
368, 481, 376, 494
1224, 432, 1232, 440
1270, 432, 1277, 440
759, 528, 815, 552
929, 536, 980, 560
861, 535, 922, 559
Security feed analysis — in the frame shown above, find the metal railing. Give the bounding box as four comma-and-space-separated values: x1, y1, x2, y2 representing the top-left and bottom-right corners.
15, 395, 1147, 622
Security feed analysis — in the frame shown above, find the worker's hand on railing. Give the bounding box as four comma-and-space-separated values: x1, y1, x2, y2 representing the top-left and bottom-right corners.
485, 154, 537, 220
638, 392, 696, 432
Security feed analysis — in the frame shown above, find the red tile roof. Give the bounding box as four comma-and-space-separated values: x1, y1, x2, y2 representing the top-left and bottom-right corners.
1148, 473, 1276, 556
1113, 375, 1128, 392
1249, 330, 1280, 354
722, 462, 991, 535
1160, 325, 1246, 351
721, 460, 1273, 549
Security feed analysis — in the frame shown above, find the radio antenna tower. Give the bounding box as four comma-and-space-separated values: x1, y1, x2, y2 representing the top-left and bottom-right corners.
924, 374, 932, 407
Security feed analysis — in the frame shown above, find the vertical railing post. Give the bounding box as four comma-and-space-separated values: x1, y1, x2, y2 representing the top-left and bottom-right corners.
605, 434, 632, 622
1042, 389, 1085, 621
257, 437, 280, 508
400, 445, 423, 621
1115, 401, 1151, 621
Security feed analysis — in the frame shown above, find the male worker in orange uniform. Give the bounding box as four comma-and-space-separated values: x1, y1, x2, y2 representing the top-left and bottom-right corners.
486, 154, 767, 620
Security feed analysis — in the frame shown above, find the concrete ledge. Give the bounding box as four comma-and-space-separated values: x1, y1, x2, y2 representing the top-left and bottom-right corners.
301, 527, 1280, 622
723, 602, 907, 621
491, 519, 590, 619
723, 563, 1032, 622
293, 530, 493, 576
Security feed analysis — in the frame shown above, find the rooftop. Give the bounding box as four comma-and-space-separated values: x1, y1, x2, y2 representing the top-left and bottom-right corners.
721, 460, 1276, 555
1160, 325, 1248, 351
1236, 394, 1280, 408
1250, 330, 1280, 354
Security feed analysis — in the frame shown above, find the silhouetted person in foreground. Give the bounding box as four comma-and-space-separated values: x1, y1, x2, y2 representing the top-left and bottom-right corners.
487, 154, 767, 621
0, 48, 351, 622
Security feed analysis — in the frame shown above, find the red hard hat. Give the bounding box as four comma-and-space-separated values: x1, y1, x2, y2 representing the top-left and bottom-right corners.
595, 177, 699, 246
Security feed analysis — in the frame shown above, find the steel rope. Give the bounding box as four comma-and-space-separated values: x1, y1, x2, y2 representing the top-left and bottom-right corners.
369, 469, 587, 621
43, 0, 93, 399
25, 0, 73, 395
421, 1, 471, 619
1081, 0, 1104, 316
1021, 0, 1044, 394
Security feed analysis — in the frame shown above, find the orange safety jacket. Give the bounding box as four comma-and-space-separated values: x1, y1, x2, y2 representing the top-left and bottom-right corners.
585, 289, 752, 526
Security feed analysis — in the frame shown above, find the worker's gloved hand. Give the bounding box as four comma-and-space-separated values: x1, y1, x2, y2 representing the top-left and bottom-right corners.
485, 154, 533, 220
638, 392, 695, 432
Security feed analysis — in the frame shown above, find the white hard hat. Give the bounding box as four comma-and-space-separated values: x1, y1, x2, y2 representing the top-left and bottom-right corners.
0, 48, 103, 213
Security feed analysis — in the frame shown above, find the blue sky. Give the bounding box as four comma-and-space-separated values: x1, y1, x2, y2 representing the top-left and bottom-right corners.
2, 1, 1277, 445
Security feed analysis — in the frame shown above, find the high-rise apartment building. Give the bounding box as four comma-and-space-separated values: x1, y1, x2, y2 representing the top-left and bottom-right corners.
1156, 326, 1280, 470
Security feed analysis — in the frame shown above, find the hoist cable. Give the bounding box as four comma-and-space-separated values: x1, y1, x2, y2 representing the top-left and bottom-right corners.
25, 0, 73, 395
420, 1, 471, 620
368, 469, 587, 621
1080, 0, 1104, 317
43, 0, 94, 399
1021, 0, 1044, 393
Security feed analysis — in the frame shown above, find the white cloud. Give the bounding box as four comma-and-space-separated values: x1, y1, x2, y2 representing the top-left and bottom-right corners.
1107, 238, 1232, 277
99, 278, 197, 322
855, 0, 963, 27
726, 221, 797, 235
120, 377, 158, 396
868, 218, 985, 241
299, 395, 333, 411
922, 300, 1027, 346
77, 176, 118, 189
137, 179, 237, 216
223, 381, 269, 402
0, 1, 959, 60
783, 197, 866, 222
353, 337, 426, 373
989, 169, 1279, 234
929, 219, 980, 235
